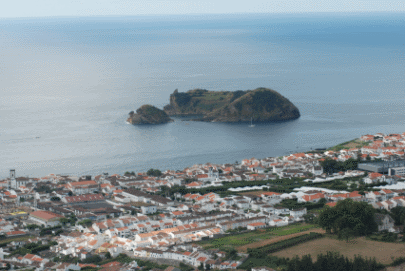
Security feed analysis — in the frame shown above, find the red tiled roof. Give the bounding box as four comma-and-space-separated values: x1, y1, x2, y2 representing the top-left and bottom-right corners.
196, 174, 209, 179
302, 193, 325, 202
64, 194, 104, 203
24, 254, 35, 259
248, 222, 265, 227
69, 180, 97, 187
262, 192, 281, 196
369, 172, 383, 179
101, 261, 121, 268
187, 182, 202, 187
172, 211, 184, 216
30, 210, 63, 221
79, 264, 98, 268
6, 230, 26, 236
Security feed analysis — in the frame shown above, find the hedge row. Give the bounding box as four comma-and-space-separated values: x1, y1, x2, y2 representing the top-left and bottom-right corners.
248, 232, 323, 257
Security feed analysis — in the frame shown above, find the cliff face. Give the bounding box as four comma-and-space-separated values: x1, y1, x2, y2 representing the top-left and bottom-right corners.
163, 88, 300, 122
127, 105, 173, 125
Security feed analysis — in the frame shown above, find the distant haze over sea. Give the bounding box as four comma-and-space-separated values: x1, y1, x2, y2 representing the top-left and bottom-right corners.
1, 13, 405, 178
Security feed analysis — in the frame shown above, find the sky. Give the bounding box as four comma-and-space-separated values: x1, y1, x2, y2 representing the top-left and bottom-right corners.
1, 0, 405, 18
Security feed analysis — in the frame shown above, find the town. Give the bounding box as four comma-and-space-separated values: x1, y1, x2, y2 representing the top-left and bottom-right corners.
1, 133, 405, 271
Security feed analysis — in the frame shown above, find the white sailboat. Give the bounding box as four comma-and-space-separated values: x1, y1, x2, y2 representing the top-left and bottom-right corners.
249, 117, 255, 127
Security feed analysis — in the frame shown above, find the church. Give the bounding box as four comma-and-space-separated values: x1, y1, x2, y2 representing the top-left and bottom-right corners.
8, 170, 31, 189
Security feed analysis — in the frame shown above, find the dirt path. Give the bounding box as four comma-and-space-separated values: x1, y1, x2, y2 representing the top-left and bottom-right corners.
237, 228, 326, 252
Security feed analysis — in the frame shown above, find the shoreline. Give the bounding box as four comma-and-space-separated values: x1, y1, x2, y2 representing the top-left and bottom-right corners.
0, 137, 360, 180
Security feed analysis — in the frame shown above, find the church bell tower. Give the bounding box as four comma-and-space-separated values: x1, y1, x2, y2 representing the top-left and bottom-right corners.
9, 169, 16, 189
10, 169, 15, 179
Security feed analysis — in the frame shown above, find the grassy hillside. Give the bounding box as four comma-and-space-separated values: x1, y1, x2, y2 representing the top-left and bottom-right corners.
127, 105, 173, 125
163, 88, 300, 122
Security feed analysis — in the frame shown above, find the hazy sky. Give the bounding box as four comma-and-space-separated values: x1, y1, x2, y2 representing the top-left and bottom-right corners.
1, 0, 405, 18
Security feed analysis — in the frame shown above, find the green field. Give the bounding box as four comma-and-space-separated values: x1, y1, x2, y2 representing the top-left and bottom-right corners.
198, 224, 318, 249
327, 138, 369, 151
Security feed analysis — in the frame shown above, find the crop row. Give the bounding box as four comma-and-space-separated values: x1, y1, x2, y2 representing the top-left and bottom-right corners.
247, 232, 323, 257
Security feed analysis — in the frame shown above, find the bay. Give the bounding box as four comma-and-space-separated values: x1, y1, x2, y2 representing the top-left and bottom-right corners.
1, 12, 404, 178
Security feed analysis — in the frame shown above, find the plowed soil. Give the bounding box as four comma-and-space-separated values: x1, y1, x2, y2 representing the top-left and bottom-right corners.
272, 236, 405, 265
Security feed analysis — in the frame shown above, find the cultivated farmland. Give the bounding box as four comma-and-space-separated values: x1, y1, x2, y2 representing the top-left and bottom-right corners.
272, 236, 405, 265
197, 223, 320, 251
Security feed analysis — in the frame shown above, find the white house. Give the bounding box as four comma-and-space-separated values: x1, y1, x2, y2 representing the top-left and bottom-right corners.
273, 206, 289, 215
289, 208, 307, 218
269, 219, 288, 227
311, 166, 323, 176
141, 205, 157, 215
247, 222, 266, 230
374, 213, 395, 232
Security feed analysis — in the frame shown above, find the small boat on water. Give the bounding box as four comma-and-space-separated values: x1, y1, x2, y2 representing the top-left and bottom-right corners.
249, 117, 255, 127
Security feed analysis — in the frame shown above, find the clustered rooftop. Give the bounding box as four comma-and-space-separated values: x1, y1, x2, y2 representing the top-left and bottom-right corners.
1, 132, 405, 270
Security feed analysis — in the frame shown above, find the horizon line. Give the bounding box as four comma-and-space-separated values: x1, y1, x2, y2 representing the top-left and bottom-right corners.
1, 10, 405, 20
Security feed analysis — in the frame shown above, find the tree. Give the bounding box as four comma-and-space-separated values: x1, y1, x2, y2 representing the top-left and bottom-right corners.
6, 263, 10, 270
179, 263, 193, 271
320, 158, 339, 174
78, 219, 93, 227
59, 217, 69, 226
349, 183, 358, 190
390, 206, 405, 225
51, 196, 61, 201
147, 168, 162, 177
318, 199, 377, 236
198, 263, 204, 271
105, 252, 111, 259
338, 227, 355, 243
69, 214, 77, 226
303, 213, 317, 224
287, 255, 301, 271
343, 158, 358, 171
227, 248, 238, 260
26, 224, 39, 230
299, 254, 314, 271
68, 191, 73, 196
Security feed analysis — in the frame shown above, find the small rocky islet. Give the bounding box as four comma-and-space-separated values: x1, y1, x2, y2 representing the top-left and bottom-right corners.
126, 105, 173, 125
127, 88, 300, 125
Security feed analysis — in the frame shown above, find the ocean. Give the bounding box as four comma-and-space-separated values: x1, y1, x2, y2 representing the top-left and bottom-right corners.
1, 12, 405, 178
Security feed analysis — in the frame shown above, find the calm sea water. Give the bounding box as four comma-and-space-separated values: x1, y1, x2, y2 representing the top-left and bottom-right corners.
1, 13, 405, 178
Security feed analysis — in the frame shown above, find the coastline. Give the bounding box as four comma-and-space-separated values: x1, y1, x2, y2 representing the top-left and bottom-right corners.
1, 136, 362, 179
